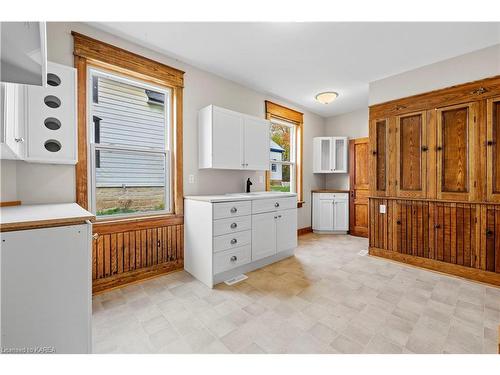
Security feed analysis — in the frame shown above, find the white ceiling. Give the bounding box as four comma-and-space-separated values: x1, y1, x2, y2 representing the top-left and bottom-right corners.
91, 22, 500, 117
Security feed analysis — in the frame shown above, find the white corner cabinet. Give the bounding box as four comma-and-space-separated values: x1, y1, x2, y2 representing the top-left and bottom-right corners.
312, 192, 349, 233
184, 193, 297, 288
0, 62, 77, 164
313, 136, 348, 173
0, 203, 94, 353
199, 105, 270, 170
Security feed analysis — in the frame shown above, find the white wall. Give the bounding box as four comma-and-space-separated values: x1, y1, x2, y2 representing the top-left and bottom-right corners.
369, 43, 500, 105
323, 108, 368, 190
2, 22, 325, 229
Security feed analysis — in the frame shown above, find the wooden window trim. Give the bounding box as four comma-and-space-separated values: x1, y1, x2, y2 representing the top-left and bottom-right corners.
265, 100, 304, 208
72, 32, 184, 220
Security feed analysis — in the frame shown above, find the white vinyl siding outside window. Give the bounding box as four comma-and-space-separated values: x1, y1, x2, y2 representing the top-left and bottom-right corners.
88, 67, 172, 218
269, 117, 296, 193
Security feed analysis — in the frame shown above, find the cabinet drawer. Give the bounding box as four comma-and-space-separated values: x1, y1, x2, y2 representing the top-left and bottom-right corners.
213, 245, 251, 274
213, 215, 251, 236
252, 197, 297, 214
213, 201, 251, 220
213, 230, 251, 253
316, 193, 348, 200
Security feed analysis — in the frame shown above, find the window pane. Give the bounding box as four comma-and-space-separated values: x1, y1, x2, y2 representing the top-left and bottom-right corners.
270, 123, 292, 162
91, 72, 168, 150
270, 164, 294, 193
95, 149, 168, 217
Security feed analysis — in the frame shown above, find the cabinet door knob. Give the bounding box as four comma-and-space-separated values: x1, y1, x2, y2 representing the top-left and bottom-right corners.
372, 150, 377, 155
275, 202, 280, 208
230, 238, 238, 245
435, 224, 441, 229
487, 140, 494, 146
230, 222, 237, 229
230, 207, 237, 213
14, 137, 25, 143
436, 146, 442, 151
396, 220, 401, 225
421, 146, 428, 152
486, 229, 494, 237
230, 256, 237, 262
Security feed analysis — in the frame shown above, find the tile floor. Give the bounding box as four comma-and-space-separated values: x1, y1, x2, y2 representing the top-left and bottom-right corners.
92, 233, 500, 353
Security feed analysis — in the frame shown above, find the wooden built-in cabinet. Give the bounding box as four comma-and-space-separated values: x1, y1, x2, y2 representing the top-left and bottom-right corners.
369, 75, 500, 286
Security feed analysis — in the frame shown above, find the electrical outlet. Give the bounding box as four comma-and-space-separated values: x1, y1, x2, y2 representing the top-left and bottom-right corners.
188, 174, 195, 184
379, 204, 386, 214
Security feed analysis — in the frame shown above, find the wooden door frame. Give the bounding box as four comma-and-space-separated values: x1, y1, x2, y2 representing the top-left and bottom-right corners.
487, 96, 500, 203
349, 137, 369, 237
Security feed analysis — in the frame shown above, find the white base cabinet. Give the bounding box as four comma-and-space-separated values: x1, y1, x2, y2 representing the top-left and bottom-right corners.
0, 223, 92, 353
312, 192, 349, 233
184, 193, 297, 288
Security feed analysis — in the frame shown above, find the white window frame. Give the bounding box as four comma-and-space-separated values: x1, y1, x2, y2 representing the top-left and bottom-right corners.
87, 66, 173, 219
269, 116, 296, 194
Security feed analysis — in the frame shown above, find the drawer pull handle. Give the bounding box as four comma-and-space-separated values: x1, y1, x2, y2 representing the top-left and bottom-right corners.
278, 215, 282, 218
230, 222, 238, 229
230, 207, 238, 213
14, 137, 25, 143
230, 238, 238, 245
230, 256, 237, 262
275, 202, 280, 208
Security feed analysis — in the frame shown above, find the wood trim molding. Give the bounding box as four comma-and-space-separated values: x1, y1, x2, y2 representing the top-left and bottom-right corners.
298, 226, 313, 236
72, 32, 184, 88
93, 214, 184, 235
75, 55, 88, 209
265, 101, 304, 204
369, 75, 500, 120
369, 247, 500, 287
0, 201, 21, 207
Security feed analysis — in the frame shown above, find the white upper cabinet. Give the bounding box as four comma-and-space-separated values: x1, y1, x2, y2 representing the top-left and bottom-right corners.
1, 22, 47, 87
313, 136, 348, 173
25, 62, 77, 164
0, 62, 77, 164
199, 105, 270, 170
0, 83, 25, 160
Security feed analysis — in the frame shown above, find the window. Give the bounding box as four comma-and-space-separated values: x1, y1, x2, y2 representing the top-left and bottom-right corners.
265, 101, 303, 205
88, 68, 172, 218
269, 118, 296, 193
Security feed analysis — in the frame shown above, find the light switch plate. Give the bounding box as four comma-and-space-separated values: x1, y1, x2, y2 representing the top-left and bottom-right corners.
188, 174, 195, 184
379, 204, 386, 214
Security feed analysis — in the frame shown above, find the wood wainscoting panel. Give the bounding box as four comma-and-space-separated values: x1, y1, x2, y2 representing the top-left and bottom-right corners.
92, 221, 184, 294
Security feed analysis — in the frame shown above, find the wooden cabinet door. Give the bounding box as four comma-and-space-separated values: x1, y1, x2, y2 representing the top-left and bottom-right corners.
369, 118, 392, 196
486, 97, 500, 202
436, 103, 478, 201
243, 116, 270, 170
480, 205, 500, 273
276, 208, 297, 252
395, 200, 430, 258
251, 211, 276, 261
430, 202, 479, 268
395, 111, 427, 198
349, 138, 369, 237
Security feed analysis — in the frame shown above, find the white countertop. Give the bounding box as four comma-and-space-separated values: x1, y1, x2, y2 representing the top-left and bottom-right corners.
184, 192, 297, 203
0, 203, 95, 231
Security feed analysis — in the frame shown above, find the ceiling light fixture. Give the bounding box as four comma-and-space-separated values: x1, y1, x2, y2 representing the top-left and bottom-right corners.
315, 91, 339, 104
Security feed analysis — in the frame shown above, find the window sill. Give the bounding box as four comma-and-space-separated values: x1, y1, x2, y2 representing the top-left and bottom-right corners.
93, 213, 184, 234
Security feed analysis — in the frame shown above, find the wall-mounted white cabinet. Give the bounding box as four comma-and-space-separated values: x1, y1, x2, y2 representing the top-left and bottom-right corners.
199, 105, 270, 170
0, 62, 77, 164
313, 136, 348, 173
0, 83, 25, 159
312, 192, 349, 233
1, 22, 47, 87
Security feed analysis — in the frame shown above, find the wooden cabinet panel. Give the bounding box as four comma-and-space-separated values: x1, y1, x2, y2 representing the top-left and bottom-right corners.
369, 198, 396, 251
436, 103, 478, 201
395, 200, 430, 258
369, 118, 394, 196
431, 202, 478, 268
480, 205, 500, 273
396, 112, 427, 198
487, 97, 500, 202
